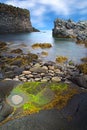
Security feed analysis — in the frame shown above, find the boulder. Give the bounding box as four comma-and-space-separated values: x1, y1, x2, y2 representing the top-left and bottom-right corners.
11, 49, 23, 54
52, 76, 61, 82
30, 66, 47, 73
0, 101, 13, 122
70, 74, 87, 89
0, 41, 7, 50
52, 18, 87, 44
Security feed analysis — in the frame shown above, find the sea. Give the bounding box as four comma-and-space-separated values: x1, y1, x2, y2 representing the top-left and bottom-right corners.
0, 30, 87, 64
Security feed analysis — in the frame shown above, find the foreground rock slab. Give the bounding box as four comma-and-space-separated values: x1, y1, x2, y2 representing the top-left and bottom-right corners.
0, 93, 87, 130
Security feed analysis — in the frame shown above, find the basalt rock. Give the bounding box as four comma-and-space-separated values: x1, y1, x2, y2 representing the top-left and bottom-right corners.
52, 19, 87, 46
0, 3, 39, 33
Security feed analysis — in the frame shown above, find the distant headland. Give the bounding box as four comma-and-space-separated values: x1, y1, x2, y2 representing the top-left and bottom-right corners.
0, 3, 39, 33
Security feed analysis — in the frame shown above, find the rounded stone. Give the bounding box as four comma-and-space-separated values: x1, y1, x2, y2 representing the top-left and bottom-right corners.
22, 71, 31, 75
41, 79, 48, 82
48, 66, 54, 70
52, 77, 61, 82
42, 66, 48, 70
11, 95, 23, 105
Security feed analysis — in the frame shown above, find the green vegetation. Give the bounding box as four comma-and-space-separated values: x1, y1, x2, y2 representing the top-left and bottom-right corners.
32, 43, 52, 49
7, 82, 78, 117
3, 53, 38, 67
0, 3, 29, 17
56, 56, 68, 63
49, 82, 68, 91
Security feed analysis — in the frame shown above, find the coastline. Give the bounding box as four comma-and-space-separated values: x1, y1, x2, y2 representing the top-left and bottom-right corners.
0, 36, 87, 129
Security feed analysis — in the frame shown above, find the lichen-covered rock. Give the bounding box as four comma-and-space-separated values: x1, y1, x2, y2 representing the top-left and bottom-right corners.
0, 41, 7, 51
32, 43, 52, 49
11, 49, 23, 54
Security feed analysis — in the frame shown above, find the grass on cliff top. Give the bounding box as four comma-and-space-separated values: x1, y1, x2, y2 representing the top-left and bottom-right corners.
32, 43, 52, 49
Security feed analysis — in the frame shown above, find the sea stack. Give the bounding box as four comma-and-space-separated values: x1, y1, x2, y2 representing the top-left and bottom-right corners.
0, 3, 39, 33
52, 18, 87, 44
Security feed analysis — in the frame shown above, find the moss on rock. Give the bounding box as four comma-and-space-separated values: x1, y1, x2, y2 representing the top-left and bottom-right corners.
6, 82, 79, 121
32, 43, 52, 49
78, 63, 87, 74
11, 49, 23, 54
56, 56, 68, 63
81, 57, 87, 63
4, 53, 38, 67
0, 41, 7, 50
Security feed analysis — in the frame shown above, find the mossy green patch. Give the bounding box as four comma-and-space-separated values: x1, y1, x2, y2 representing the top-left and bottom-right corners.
6, 82, 79, 120
49, 82, 68, 91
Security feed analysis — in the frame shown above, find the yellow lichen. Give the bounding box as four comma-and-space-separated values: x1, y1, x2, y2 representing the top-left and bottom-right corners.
32, 43, 52, 49
56, 56, 68, 63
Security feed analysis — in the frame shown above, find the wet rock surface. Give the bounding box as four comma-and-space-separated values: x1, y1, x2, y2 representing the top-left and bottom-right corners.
0, 80, 21, 122
0, 47, 87, 89
52, 19, 87, 46
0, 40, 87, 129
0, 93, 87, 130
70, 74, 87, 89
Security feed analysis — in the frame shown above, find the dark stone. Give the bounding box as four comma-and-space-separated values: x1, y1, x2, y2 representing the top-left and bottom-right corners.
0, 41, 7, 51
0, 73, 3, 80
52, 18, 87, 44
0, 80, 21, 98
0, 41, 7, 48
4, 71, 15, 78
70, 74, 87, 89
13, 67, 24, 75
32, 27, 40, 32
0, 93, 87, 130
0, 101, 13, 122
11, 60, 22, 67
11, 49, 23, 54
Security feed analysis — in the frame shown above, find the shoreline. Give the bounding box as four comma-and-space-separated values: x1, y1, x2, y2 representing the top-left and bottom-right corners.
0, 40, 87, 129
0, 41, 87, 89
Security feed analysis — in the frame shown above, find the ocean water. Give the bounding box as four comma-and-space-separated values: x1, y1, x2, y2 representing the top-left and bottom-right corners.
0, 30, 87, 63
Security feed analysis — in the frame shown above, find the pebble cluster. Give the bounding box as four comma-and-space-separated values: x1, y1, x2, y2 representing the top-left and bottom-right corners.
5, 61, 76, 83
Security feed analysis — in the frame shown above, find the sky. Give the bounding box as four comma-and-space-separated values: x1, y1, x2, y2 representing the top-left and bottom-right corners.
0, 0, 87, 30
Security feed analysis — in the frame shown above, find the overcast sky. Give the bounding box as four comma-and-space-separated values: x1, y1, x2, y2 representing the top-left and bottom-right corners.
0, 0, 87, 30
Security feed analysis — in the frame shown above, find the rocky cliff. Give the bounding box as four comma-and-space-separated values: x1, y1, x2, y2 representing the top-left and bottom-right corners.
52, 18, 87, 44
0, 3, 38, 33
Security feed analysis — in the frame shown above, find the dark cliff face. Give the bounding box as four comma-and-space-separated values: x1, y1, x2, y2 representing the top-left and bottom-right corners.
0, 3, 36, 33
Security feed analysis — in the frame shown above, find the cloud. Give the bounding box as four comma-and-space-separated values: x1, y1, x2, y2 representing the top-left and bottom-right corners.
5, 0, 87, 29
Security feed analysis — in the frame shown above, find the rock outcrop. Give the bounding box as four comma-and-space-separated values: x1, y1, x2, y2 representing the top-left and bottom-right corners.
0, 3, 39, 33
52, 18, 87, 44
